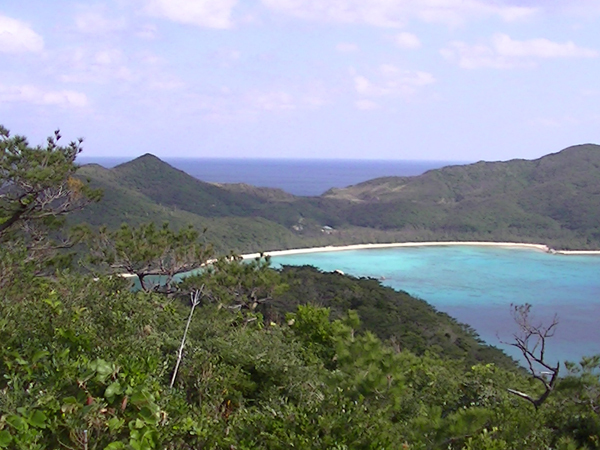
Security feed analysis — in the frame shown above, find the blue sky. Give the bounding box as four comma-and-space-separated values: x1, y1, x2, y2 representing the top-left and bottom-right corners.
1, 0, 599, 160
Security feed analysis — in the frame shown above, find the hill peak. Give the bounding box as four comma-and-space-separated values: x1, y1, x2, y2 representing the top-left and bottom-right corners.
138, 153, 161, 159
112, 153, 171, 171
131, 153, 164, 163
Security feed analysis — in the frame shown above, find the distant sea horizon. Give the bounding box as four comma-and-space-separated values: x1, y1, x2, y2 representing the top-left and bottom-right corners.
77, 157, 466, 196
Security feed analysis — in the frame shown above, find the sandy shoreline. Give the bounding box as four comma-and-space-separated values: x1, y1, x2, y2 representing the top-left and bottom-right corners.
114, 241, 599, 279
241, 241, 600, 260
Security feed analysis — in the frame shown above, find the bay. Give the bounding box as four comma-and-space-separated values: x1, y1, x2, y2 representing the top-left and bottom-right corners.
271, 246, 600, 365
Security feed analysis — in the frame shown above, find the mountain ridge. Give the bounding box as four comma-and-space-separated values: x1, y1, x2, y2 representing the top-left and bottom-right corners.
74, 143, 600, 252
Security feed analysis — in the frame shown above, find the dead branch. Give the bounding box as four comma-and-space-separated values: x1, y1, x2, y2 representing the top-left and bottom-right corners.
504, 303, 560, 410
170, 286, 203, 389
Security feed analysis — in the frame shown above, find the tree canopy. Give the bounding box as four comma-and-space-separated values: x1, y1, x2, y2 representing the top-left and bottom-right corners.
0, 126, 100, 239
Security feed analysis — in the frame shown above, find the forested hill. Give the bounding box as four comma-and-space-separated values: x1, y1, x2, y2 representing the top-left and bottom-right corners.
324, 143, 600, 249
325, 144, 600, 203
75, 144, 600, 251
270, 265, 514, 369
76, 153, 358, 252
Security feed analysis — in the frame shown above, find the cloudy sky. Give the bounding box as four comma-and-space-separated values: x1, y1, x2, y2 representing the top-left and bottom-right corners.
1, 0, 599, 160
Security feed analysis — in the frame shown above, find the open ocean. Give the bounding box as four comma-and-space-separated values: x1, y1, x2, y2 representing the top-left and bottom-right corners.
77, 157, 462, 196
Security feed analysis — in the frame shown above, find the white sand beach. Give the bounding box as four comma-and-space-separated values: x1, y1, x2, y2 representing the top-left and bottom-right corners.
115, 241, 600, 279
241, 241, 600, 260
553, 250, 600, 255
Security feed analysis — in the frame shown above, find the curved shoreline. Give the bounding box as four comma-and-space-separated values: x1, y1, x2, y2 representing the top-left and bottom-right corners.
114, 241, 600, 279
240, 241, 600, 260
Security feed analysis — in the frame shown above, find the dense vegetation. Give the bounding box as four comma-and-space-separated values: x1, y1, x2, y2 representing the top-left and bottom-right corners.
269, 266, 515, 370
75, 144, 600, 252
3, 127, 600, 449
325, 144, 600, 249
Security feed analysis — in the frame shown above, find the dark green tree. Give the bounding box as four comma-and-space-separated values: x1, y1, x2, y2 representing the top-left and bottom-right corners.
88, 222, 213, 292
0, 126, 101, 289
0, 125, 100, 239
178, 254, 285, 312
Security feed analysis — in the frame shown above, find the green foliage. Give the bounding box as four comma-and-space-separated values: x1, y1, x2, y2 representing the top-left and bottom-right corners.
0, 126, 101, 239
0, 126, 102, 284
179, 254, 284, 310
286, 304, 337, 365
325, 144, 600, 249
87, 222, 213, 292
272, 265, 517, 369
72, 156, 329, 253
2, 264, 600, 448
3, 128, 600, 449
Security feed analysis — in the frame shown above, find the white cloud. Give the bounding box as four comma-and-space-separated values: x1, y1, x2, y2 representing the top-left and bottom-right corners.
581, 89, 600, 97
304, 95, 327, 108
136, 24, 158, 40
441, 41, 515, 69
58, 48, 136, 84
354, 64, 435, 97
74, 9, 126, 35
246, 90, 296, 111
493, 34, 598, 58
210, 48, 242, 67
416, 2, 535, 26
394, 32, 421, 49
442, 34, 598, 69
186, 82, 331, 120
261, 0, 537, 27
336, 42, 359, 52
0, 14, 44, 53
147, 79, 185, 91
0, 84, 88, 108
138, 51, 164, 66
94, 49, 123, 66
184, 88, 298, 121
145, 0, 238, 28
529, 116, 579, 128
542, 1, 600, 16
50, 46, 185, 96
355, 99, 379, 110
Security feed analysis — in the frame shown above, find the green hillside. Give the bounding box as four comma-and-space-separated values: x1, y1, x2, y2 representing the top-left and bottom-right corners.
74, 155, 356, 252
269, 265, 515, 369
325, 144, 600, 249
75, 144, 600, 252
74, 162, 308, 253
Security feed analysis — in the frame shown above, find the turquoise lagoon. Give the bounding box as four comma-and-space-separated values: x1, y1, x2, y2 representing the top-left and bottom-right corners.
271, 246, 600, 365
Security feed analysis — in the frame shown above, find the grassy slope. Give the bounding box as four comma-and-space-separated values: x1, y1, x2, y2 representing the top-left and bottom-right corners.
109, 154, 344, 228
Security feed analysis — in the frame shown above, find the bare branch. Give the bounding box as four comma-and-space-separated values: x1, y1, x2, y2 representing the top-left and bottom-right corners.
504, 303, 560, 410
170, 286, 204, 389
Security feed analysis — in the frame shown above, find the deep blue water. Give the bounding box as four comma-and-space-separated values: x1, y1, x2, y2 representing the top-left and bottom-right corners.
77, 157, 461, 196
272, 246, 600, 365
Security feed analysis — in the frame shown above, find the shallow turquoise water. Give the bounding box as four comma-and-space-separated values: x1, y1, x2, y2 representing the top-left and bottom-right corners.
272, 246, 600, 365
